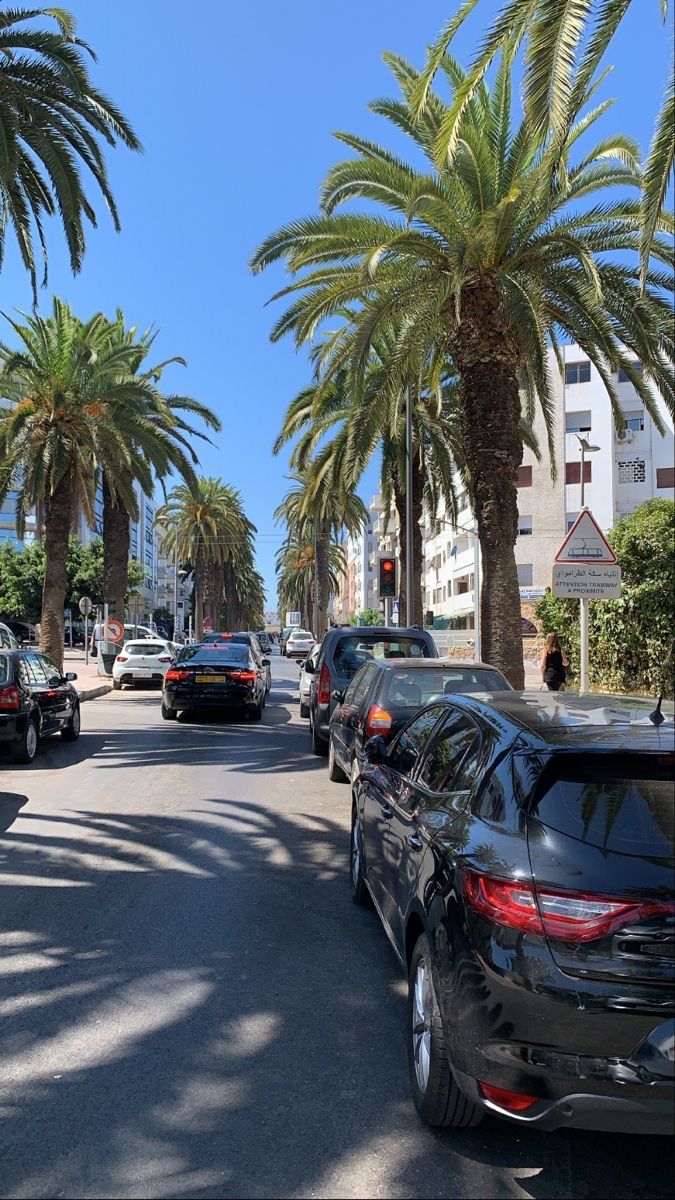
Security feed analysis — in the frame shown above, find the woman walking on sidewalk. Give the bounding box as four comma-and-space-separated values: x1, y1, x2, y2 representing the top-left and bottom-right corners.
540, 632, 569, 691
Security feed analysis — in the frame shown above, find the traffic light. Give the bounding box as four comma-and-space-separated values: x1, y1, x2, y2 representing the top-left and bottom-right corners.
378, 555, 397, 599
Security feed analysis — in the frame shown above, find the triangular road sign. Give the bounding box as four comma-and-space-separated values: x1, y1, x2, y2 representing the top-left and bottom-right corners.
555, 508, 617, 564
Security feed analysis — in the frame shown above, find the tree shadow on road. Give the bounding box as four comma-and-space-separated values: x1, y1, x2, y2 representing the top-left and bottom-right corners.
0, 796, 670, 1200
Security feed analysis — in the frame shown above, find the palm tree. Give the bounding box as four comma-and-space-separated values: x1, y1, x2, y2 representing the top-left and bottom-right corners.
0, 298, 178, 669
413, 0, 673, 285
155, 479, 253, 638
252, 53, 673, 685
0, 5, 141, 298
275, 468, 367, 636
276, 535, 346, 632
98, 313, 220, 628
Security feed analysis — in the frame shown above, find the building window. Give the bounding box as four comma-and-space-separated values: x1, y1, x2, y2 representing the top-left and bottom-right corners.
566, 512, 580, 532
518, 515, 533, 536
617, 458, 647, 485
656, 467, 675, 489
565, 360, 591, 385
565, 410, 592, 434
625, 413, 645, 432
618, 364, 643, 383
515, 465, 532, 488
517, 563, 533, 586
565, 461, 592, 485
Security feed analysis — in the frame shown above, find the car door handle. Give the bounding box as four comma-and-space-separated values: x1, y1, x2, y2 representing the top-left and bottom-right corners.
379, 803, 393, 819
407, 833, 423, 851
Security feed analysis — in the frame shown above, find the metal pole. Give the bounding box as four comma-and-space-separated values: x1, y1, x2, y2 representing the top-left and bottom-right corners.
406, 381, 414, 626
580, 441, 586, 508
313, 523, 320, 636
173, 544, 179, 639
85, 612, 89, 666
473, 532, 481, 662
579, 440, 588, 692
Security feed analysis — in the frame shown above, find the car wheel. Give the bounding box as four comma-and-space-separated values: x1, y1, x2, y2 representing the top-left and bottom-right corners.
161, 700, 177, 720
61, 703, 80, 742
112, 678, 122, 691
13, 714, 39, 764
328, 735, 347, 782
310, 713, 327, 757
407, 935, 482, 1129
249, 698, 264, 721
299, 699, 309, 718
350, 806, 371, 907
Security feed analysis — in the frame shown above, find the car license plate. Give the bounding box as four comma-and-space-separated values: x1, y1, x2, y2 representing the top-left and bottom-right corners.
195, 674, 227, 683
134, 669, 152, 677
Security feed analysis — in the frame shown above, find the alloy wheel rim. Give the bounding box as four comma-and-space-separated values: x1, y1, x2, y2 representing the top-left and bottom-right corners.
412, 958, 432, 1092
351, 817, 361, 886
26, 721, 37, 758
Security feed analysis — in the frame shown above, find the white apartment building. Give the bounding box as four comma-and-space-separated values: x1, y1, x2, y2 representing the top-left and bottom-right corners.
423, 344, 674, 624
347, 494, 382, 614
75, 477, 159, 621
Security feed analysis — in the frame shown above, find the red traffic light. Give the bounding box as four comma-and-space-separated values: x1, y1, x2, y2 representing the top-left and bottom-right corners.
382, 559, 394, 571
378, 556, 397, 598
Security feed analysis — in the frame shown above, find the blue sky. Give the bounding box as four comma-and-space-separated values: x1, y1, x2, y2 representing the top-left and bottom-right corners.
1, 1, 670, 607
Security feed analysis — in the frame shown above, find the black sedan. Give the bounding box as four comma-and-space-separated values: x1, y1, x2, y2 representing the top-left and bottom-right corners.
328, 658, 511, 783
350, 691, 675, 1134
161, 642, 267, 721
0, 649, 80, 763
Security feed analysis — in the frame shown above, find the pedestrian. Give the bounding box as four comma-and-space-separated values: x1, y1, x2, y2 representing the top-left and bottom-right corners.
540, 632, 569, 691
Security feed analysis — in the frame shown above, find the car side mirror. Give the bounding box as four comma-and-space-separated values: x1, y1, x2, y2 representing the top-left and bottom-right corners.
262, 657, 270, 667
303, 660, 315, 674
331, 688, 344, 703
65, 672, 78, 682
363, 735, 388, 764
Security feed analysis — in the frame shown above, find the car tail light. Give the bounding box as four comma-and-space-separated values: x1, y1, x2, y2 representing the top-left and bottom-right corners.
0, 684, 20, 710
462, 870, 675, 944
229, 670, 256, 683
365, 705, 393, 739
165, 668, 192, 682
318, 663, 331, 705
479, 1082, 538, 1113
116, 654, 128, 662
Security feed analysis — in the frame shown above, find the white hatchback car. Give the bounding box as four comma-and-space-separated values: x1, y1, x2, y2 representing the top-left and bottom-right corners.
112, 639, 178, 689
298, 643, 320, 718
286, 629, 315, 659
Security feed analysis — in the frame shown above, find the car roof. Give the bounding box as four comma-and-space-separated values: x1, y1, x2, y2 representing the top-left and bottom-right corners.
365, 657, 506, 672
433, 690, 675, 752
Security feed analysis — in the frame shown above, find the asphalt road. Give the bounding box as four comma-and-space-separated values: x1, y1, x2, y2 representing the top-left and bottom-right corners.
0, 655, 671, 1200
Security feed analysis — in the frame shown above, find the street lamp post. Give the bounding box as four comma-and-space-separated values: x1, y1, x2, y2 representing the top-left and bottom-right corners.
575, 435, 601, 692
405, 381, 414, 626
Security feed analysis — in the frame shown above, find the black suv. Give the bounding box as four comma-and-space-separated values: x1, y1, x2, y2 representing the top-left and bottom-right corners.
328, 658, 510, 783
307, 626, 437, 756
351, 691, 675, 1134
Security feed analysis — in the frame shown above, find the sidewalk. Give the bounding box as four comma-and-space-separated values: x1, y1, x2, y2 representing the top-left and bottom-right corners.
63, 648, 112, 702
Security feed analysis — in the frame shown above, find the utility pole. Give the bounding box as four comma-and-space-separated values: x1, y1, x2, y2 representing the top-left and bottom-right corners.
406, 381, 414, 626
576, 435, 600, 692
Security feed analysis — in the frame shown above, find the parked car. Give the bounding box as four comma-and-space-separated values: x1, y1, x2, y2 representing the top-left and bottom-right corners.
90, 622, 155, 657
256, 631, 272, 654
308, 626, 438, 757
0, 649, 80, 763
328, 658, 511, 783
201, 632, 271, 693
280, 625, 300, 656
285, 629, 315, 660
298, 643, 321, 718
351, 690, 675, 1134
0, 621, 20, 650
1, 618, 37, 647
161, 641, 267, 721
112, 639, 178, 689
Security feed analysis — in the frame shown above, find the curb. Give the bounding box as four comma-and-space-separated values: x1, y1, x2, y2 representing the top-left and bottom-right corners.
77, 684, 112, 702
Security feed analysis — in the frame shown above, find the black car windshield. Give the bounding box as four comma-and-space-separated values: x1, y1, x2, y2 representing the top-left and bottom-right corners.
382, 666, 509, 707
333, 636, 430, 680
530, 755, 675, 857
177, 645, 250, 665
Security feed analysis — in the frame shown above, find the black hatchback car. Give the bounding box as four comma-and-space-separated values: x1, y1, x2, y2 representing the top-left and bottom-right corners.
351, 691, 675, 1134
0, 649, 80, 763
308, 626, 437, 757
161, 641, 267, 721
328, 658, 511, 784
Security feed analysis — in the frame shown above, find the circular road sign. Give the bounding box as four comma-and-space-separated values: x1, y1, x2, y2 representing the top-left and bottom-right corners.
106, 618, 124, 642
78, 595, 93, 616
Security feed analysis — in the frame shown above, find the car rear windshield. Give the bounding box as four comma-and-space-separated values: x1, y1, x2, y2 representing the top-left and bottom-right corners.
124, 642, 167, 656
529, 755, 675, 858
333, 636, 430, 679
382, 666, 508, 707
177, 644, 250, 665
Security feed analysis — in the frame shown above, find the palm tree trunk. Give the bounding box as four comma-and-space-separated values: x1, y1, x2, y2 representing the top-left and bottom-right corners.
316, 526, 330, 636
41, 472, 75, 671
450, 278, 525, 688
222, 560, 235, 629
194, 548, 205, 639
102, 475, 131, 625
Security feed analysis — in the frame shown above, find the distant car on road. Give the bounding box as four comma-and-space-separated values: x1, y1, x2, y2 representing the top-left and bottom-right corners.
285, 629, 315, 660
1, 619, 37, 647
328, 658, 511, 783
350, 690, 675, 1134
0, 649, 80, 763
112, 639, 177, 690
308, 626, 438, 757
256, 631, 272, 654
298, 643, 320, 718
161, 641, 267, 721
